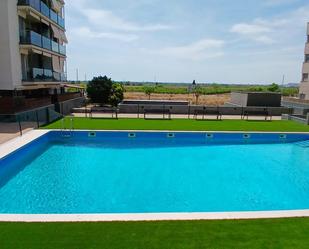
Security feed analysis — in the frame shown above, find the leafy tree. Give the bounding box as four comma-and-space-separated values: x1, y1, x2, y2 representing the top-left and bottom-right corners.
87, 76, 124, 106
267, 83, 280, 92
109, 83, 124, 107
143, 86, 156, 100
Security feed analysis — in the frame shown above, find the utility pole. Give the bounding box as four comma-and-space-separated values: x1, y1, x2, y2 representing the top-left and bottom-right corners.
76, 68, 79, 82
281, 74, 285, 86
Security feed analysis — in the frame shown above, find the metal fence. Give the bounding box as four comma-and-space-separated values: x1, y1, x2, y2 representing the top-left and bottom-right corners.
0, 106, 62, 136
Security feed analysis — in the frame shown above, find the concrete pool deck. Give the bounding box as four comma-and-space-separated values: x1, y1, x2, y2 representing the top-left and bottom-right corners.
1, 129, 309, 222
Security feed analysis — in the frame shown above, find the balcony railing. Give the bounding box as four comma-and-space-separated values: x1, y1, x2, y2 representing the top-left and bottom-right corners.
18, 0, 65, 29
21, 30, 66, 56
25, 67, 67, 82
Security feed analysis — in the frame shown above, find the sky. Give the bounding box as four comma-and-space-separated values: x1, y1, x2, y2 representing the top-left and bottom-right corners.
65, 0, 309, 84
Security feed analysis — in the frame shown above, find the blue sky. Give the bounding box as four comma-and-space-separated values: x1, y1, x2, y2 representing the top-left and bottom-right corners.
65, 0, 309, 84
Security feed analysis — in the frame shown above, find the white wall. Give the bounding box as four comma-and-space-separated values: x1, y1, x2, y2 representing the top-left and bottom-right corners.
0, 0, 22, 90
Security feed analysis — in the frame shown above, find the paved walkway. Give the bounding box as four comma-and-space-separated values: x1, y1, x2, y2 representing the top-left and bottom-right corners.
0, 122, 36, 144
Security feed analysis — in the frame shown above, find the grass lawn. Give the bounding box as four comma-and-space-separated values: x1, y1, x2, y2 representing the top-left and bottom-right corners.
1, 218, 309, 249
43, 117, 309, 132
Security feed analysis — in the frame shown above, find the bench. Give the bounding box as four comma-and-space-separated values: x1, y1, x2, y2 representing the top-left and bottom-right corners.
89, 107, 118, 119
243, 109, 272, 121
144, 108, 171, 120
194, 108, 222, 120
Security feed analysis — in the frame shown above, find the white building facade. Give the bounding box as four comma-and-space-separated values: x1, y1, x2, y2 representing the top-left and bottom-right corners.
0, 0, 69, 112
299, 23, 309, 99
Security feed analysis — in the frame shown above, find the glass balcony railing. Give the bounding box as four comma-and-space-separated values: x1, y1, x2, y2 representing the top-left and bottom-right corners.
52, 41, 59, 53
18, 0, 65, 29
21, 31, 66, 56
59, 44, 66, 55
40, 1, 50, 18
29, 31, 42, 47
42, 36, 52, 50
28, 68, 66, 82
32, 68, 44, 79
50, 9, 58, 23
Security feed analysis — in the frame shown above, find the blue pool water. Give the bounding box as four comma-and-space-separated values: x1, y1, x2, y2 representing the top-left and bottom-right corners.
1, 131, 309, 214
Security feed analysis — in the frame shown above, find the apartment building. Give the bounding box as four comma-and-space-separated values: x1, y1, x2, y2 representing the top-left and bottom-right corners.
0, 0, 81, 113
299, 23, 309, 100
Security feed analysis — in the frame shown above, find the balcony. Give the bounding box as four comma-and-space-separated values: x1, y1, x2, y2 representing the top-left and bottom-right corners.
18, 0, 65, 29
24, 67, 67, 82
21, 31, 66, 56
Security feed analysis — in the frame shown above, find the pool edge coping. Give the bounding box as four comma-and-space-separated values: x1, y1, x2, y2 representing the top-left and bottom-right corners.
0, 130, 50, 160
1, 210, 309, 222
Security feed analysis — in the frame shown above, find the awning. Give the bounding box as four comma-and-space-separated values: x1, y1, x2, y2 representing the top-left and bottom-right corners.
52, 55, 61, 73
51, 24, 61, 40
51, 0, 62, 13
59, 29, 68, 43
29, 11, 40, 21
59, 57, 65, 71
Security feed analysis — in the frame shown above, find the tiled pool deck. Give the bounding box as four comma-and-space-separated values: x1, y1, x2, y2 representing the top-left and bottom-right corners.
1, 129, 309, 222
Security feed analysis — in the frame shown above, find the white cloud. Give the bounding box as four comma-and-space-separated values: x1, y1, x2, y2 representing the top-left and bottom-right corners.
83, 9, 173, 32
67, 0, 173, 44
69, 27, 139, 42
230, 23, 272, 35
230, 22, 275, 44
144, 39, 225, 60
264, 0, 298, 6
230, 5, 309, 45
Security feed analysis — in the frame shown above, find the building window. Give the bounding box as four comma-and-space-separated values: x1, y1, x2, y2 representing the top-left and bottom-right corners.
306, 54, 309, 63
303, 73, 309, 82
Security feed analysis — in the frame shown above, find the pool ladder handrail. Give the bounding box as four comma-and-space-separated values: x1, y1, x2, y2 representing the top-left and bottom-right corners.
61, 118, 74, 137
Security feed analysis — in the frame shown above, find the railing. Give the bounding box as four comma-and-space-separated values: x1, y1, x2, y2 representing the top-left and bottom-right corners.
25, 67, 66, 82
21, 30, 66, 55
18, 0, 65, 29
0, 106, 63, 137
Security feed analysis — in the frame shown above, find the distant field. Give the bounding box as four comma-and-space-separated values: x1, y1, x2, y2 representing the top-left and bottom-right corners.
124, 84, 298, 96
124, 92, 230, 105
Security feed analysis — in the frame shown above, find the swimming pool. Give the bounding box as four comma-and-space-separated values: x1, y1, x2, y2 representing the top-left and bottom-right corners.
1, 131, 309, 215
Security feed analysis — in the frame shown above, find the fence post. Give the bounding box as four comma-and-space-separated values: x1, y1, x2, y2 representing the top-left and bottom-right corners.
46, 108, 50, 125
35, 110, 40, 128
17, 115, 22, 136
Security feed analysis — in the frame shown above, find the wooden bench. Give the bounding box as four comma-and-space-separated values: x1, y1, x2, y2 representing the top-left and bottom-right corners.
144, 108, 171, 120
89, 107, 118, 119
243, 109, 272, 121
194, 108, 222, 120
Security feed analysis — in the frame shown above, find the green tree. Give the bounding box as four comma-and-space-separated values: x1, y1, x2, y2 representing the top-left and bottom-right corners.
267, 83, 280, 92
143, 86, 156, 100
109, 83, 124, 107
87, 76, 124, 106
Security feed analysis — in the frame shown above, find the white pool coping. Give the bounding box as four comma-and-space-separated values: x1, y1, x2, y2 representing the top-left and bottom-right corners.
0, 130, 49, 160
0, 210, 309, 222
1, 129, 309, 222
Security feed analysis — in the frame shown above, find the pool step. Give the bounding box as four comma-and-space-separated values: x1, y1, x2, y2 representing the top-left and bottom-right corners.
294, 140, 309, 147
